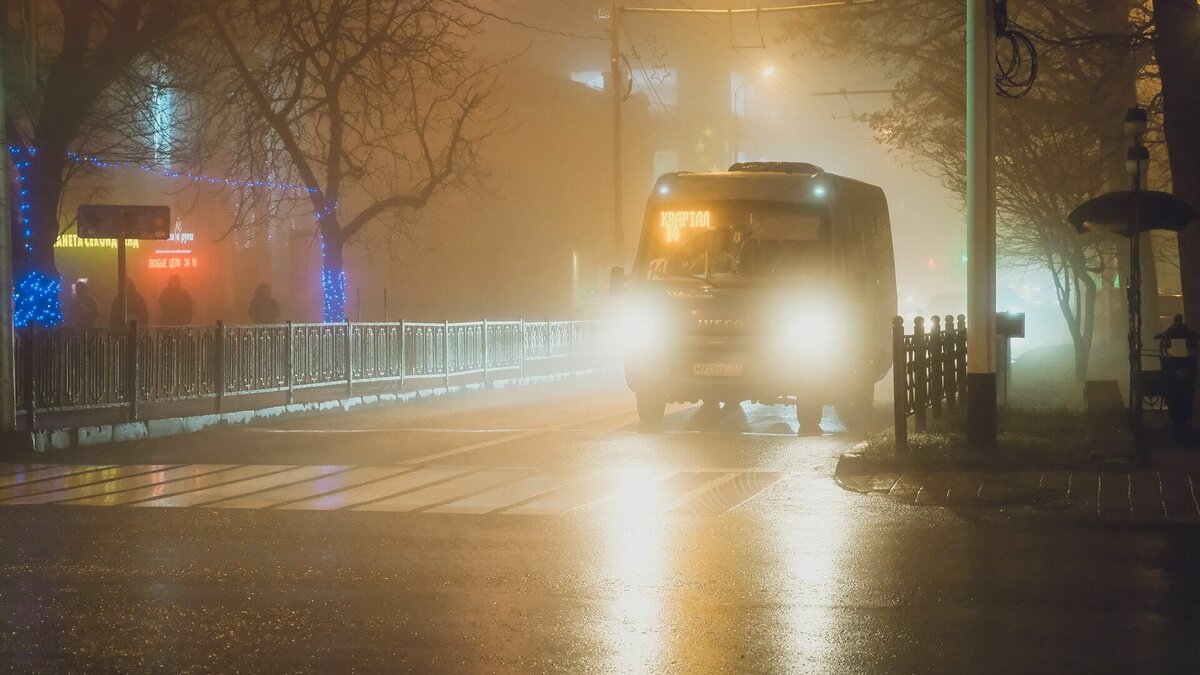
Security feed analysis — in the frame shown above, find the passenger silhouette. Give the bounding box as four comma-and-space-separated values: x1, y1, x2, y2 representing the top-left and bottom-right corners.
110, 278, 149, 326
249, 284, 281, 324
158, 274, 194, 325
66, 281, 100, 328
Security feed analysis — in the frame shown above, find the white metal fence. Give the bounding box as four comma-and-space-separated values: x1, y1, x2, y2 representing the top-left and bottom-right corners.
15, 320, 606, 425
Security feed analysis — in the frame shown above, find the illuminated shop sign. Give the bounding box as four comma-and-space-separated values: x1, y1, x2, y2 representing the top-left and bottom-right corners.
54, 234, 140, 249
660, 210, 711, 242
148, 255, 199, 270
148, 222, 200, 270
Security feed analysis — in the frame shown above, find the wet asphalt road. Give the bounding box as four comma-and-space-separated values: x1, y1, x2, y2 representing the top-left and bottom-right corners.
0, 374, 1197, 673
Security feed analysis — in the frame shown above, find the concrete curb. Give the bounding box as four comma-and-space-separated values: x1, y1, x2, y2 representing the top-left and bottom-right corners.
28, 368, 606, 453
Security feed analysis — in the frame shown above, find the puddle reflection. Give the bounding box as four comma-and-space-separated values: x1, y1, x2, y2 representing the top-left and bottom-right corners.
595, 467, 675, 672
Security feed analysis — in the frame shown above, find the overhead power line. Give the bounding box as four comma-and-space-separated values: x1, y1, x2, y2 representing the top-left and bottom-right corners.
622, 1, 877, 15
459, 1, 607, 41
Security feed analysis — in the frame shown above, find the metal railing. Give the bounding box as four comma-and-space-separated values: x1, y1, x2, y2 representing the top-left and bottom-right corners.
892, 314, 968, 451
15, 319, 606, 427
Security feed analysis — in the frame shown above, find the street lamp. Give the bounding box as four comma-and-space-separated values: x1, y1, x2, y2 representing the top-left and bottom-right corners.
1125, 106, 1148, 430
732, 66, 776, 164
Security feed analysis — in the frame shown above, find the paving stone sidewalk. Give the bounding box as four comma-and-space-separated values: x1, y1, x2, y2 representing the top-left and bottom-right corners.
837, 469, 1200, 524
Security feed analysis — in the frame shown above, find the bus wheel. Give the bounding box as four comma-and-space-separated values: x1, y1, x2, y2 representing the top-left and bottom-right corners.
840, 385, 875, 430
796, 402, 823, 433
637, 394, 667, 431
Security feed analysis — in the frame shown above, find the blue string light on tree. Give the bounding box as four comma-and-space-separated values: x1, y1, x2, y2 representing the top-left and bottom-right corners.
9, 145, 64, 328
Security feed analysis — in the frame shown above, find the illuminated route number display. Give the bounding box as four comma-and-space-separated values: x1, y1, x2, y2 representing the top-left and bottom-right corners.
660, 210, 711, 242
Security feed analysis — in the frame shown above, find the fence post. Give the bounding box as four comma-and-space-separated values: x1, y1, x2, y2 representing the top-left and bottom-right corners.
913, 316, 927, 433
443, 320, 451, 389
519, 319, 526, 381
482, 319, 489, 387
892, 316, 907, 453
127, 321, 140, 422
943, 315, 957, 408
285, 321, 294, 405
568, 318, 575, 377
23, 329, 36, 432
956, 313, 968, 400
345, 320, 353, 397
215, 321, 226, 414
929, 315, 943, 421
399, 319, 406, 391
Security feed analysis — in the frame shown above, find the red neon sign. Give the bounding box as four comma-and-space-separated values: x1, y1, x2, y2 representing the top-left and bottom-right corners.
148, 256, 199, 270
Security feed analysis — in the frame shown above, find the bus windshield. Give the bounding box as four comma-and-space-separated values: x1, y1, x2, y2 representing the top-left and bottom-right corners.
638, 201, 827, 281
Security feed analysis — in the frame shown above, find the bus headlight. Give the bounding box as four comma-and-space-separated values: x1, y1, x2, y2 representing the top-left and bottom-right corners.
773, 298, 846, 363
621, 296, 670, 355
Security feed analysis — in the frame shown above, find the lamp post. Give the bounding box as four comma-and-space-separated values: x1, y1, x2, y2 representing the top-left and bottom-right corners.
1125, 106, 1149, 429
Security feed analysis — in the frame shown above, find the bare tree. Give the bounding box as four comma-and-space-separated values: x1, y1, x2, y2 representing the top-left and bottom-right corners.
5, 0, 193, 326
200, 0, 497, 321
782, 0, 1143, 379
1151, 0, 1200, 327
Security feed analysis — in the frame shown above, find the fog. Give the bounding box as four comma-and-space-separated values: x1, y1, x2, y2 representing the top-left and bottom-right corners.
52, 0, 1173, 392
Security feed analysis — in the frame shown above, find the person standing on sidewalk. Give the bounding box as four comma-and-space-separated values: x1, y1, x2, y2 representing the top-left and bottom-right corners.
158, 274, 194, 325
248, 284, 281, 324
66, 281, 100, 328
110, 278, 149, 327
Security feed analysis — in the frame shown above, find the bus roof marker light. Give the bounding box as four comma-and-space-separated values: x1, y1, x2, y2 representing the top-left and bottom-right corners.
812, 184, 827, 198
658, 184, 670, 195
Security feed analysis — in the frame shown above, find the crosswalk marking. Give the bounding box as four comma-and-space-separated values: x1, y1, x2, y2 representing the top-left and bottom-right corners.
278, 467, 466, 511
214, 466, 407, 510
0, 464, 115, 489
0, 463, 782, 517
353, 469, 529, 513
500, 469, 677, 516
0, 465, 168, 502
130, 466, 331, 508
427, 470, 586, 515
66, 465, 278, 507
6, 464, 217, 505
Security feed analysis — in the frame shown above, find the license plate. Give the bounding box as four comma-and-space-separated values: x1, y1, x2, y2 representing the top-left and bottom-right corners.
693, 363, 743, 377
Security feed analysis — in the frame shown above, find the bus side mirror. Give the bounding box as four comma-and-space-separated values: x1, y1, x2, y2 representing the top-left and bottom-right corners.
610, 266, 626, 296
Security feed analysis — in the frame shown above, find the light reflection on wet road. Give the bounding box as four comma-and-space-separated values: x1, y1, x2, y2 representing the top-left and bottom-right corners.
0, 374, 1196, 672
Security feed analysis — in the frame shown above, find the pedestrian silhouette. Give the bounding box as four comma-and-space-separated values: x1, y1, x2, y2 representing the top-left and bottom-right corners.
66, 281, 100, 328
110, 277, 149, 326
248, 284, 281, 323
158, 274, 194, 325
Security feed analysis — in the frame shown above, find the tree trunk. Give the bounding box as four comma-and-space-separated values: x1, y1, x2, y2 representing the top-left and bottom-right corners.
1153, 0, 1200, 328
9, 145, 66, 326
320, 230, 347, 323
1075, 274, 1098, 380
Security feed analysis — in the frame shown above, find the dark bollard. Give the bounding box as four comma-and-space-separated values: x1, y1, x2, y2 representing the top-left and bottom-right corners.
1155, 315, 1199, 443
892, 316, 907, 452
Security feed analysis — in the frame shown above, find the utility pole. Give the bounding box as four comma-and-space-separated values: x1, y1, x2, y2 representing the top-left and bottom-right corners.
609, 0, 624, 264
0, 23, 17, 437
966, 0, 997, 448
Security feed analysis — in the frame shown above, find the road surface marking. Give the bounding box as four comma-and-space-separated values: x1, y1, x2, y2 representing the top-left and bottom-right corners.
353, 469, 531, 513
67, 465, 286, 506
0, 463, 788, 518
428, 470, 589, 515
4, 464, 225, 505
214, 466, 407, 510
0, 464, 116, 489
500, 469, 677, 516
278, 467, 468, 511
395, 408, 636, 466
0, 464, 62, 480
0, 465, 172, 501
131, 466, 335, 508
